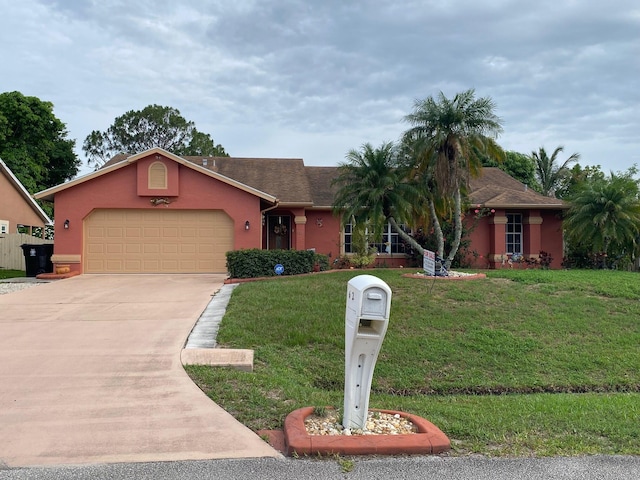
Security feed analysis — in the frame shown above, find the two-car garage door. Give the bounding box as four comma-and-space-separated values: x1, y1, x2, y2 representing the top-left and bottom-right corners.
84, 209, 233, 273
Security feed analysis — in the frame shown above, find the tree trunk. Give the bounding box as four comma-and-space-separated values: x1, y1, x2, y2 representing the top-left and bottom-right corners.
445, 188, 463, 269
428, 199, 445, 258
388, 216, 423, 256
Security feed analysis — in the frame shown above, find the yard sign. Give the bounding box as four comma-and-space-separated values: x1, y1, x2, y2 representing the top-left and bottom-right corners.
423, 250, 436, 276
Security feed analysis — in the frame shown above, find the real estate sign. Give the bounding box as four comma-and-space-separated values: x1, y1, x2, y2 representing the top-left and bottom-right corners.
423, 250, 435, 276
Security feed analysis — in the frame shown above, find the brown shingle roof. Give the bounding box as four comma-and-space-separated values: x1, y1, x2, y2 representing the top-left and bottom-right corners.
101, 153, 563, 210
305, 166, 340, 208
469, 168, 566, 209
184, 157, 313, 205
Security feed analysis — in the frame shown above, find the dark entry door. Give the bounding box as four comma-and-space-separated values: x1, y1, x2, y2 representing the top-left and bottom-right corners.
267, 215, 291, 250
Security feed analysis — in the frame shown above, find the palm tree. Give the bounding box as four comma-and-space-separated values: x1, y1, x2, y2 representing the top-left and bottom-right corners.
332, 142, 423, 254
564, 171, 640, 265
402, 89, 504, 267
531, 146, 580, 197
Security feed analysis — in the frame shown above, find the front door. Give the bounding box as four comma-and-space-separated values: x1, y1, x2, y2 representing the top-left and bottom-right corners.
267, 215, 291, 250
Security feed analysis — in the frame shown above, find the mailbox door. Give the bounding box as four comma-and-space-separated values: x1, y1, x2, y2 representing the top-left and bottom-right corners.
361, 287, 388, 318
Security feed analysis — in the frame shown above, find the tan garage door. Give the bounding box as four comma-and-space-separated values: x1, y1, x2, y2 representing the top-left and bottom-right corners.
84, 209, 233, 273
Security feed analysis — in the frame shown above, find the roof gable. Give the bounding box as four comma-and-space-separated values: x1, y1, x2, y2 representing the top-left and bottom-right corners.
0, 159, 52, 224
35, 147, 277, 203
469, 168, 566, 209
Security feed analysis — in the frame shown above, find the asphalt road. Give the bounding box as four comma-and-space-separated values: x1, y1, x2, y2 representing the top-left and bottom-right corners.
2, 455, 640, 480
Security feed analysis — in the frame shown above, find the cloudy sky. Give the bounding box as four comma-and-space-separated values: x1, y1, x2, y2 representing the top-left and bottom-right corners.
2, 0, 639, 176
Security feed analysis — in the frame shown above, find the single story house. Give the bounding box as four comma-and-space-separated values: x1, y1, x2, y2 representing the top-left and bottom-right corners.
34, 147, 566, 274
0, 158, 52, 236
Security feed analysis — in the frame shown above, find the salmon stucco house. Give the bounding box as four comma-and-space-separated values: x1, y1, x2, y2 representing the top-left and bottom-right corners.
1, 158, 52, 236
34, 147, 566, 275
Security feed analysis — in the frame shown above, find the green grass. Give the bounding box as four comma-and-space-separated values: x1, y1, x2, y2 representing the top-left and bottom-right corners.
0, 269, 25, 279
185, 269, 640, 456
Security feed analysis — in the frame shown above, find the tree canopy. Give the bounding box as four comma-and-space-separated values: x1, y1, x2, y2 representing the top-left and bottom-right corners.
531, 146, 580, 197
402, 89, 504, 266
0, 91, 79, 193
331, 142, 423, 256
83, 105, 229, 169
483, 150, 538, 189
564, 168, 640, 267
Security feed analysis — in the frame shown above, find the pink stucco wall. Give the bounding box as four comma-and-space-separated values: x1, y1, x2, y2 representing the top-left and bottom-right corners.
304, 211, 342, 261
540, 210, 564, 269
465, 209, 564, 269
465, 213, 493, 268
0, 172, 46, 232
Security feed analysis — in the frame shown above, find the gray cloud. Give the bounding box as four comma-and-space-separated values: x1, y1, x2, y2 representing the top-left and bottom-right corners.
1, 0, 638, 173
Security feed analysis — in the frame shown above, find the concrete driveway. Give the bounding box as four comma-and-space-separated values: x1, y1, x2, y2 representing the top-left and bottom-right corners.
0, 275, 278, 467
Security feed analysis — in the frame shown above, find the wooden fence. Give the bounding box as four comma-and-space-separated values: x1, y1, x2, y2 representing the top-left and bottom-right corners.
0, 234, 53, 271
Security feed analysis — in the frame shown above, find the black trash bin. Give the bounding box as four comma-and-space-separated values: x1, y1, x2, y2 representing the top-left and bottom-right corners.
21, 244, 54, 277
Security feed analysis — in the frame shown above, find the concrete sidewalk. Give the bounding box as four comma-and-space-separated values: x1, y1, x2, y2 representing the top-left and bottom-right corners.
0, 275, 279, 467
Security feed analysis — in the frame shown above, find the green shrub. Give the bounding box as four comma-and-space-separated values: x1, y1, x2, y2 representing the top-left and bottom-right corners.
314, 253, 330, 271
227, 249, 328, 278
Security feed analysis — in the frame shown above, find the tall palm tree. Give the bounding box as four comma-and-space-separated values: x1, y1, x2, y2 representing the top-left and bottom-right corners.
332, 142, 423, 254
403, 89, 504, 267
564, 172, 640, 263
531, 146, 580, 197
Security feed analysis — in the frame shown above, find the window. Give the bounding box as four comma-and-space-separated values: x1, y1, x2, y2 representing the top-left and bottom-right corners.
344, 222, 409, 254
505, 213, 522, 254
148, 162, 167, 189
344, 223, 353, 253
0, 220, 7, 234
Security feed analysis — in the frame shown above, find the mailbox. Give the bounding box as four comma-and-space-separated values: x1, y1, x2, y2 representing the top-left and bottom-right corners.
343, 274, 392, 431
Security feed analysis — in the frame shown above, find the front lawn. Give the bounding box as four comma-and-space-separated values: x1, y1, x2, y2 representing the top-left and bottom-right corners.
0, 269, 25, 279
186, 269, 640, 456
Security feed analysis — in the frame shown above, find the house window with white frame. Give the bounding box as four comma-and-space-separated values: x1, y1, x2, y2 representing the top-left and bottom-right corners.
343, 221, 409, 254
505, 213, 523, 254
344, 223, 353, 253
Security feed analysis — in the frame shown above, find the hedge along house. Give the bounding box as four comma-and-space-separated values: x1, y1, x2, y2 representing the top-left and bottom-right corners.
34, 147, 567, 275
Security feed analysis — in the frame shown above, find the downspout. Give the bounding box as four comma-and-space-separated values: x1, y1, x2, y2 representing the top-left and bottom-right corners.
260, 200, 280, 250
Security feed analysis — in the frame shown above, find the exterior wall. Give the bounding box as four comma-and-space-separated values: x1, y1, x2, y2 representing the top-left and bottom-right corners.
465, 208, 565, 269
52, 158, 262, 273
0, 172, 47, 233
540, 210, 564, 269
465, 214, 493, 269
303, 210, 342, 261
372, 255, 408, 268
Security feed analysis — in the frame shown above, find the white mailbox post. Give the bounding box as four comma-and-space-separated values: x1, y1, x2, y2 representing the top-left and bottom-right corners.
343, 274, 392, 431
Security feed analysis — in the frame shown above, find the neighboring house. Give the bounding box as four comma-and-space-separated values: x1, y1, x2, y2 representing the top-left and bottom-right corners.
34, 147, 566, 275
0, 158, 52, 236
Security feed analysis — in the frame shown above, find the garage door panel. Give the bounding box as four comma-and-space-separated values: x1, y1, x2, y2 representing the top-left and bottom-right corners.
124, 259, 142, 271
106, 244, 123, 254
162, 244, 178, 254
180, 244, 197, 254
163, 227, 179, 237
84, 209, 233, 273
125, 227, 142, 238
143, 227, 161, 238
87, 245, 105, 255
125, 244, 141, 254
143, 243, 161, 254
